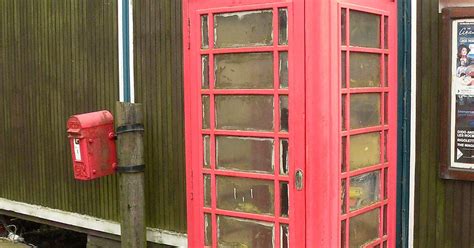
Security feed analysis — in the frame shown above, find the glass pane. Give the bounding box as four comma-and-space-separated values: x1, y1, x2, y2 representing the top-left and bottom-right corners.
215, 95, 274, 131
204, 213, 212, 246
384, 168, 388, 199
280, 182, 289, 217
216, 136, 274, 173
342, 136, 347, 172
216, 176, 274, 215
214, 10, 273, 48
341, 179, 347, 214
384, 93, 388, 124
280, 96, 289, 132
350, 52, 381, 88
204, 175, 211, 208
342, 94, 347, 130
342, 52, 347, 88
383, 241, 387, 248
383, 205, 387, 235
280, 52, 289, 89
341, 9, 347, 46
350, 93, 381, 129
215, 53, 274, 89
202, 55, 209, 89
201, 15, 209, 49
280, 139, 289, 175
217, 216, 274, 247
350, 10, 381, 48
281, 224, 289, 248
349, 171, 380, 211
349, 208, 380, 248
384, 16, 388, 49
350, 132, 380, 170
279, 8, 288, 45
384, 55, 388, 87
202, 95, 210, 129
341, 220, 347, 248
203, 135, 210, 168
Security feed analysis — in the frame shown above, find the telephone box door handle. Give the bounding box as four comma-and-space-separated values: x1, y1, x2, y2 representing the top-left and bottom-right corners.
295, 169, 304, 191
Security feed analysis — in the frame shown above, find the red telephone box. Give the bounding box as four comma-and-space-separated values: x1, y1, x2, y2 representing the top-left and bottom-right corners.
183, 0, 397, 247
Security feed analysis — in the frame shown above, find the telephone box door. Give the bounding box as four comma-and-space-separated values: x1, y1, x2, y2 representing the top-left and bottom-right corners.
184, 0, 306, 247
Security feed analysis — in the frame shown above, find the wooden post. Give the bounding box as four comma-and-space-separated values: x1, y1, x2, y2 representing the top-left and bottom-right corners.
115, 102, 146, 248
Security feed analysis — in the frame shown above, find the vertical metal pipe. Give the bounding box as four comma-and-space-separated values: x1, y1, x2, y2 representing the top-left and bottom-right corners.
118, 0, 135, 103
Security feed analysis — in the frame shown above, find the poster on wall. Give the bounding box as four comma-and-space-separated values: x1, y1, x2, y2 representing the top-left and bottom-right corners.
451, 19, 474, 169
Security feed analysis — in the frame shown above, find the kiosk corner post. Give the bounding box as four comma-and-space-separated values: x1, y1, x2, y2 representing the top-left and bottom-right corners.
116, 102, 146, 248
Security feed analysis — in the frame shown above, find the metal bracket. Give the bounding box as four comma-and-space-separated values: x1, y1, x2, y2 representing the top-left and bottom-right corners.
116, 124, 144, 135
116, 164, 146, 173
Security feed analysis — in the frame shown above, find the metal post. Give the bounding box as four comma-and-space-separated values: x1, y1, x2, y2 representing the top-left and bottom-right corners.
116, 102, 146, 248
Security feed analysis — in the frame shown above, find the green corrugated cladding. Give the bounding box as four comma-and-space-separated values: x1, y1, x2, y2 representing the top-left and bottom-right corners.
415, 0, 474, 247
0, 0, 186, 234
134, 0, 186, 232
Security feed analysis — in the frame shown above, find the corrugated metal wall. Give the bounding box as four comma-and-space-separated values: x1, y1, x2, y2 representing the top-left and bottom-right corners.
415, 0, 474, 247
0, 0, 186, 234
134, 0, 186, 232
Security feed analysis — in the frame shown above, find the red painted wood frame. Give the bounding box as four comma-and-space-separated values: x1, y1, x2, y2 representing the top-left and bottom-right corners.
183, 0, 306, 247
184, 0, 397, 247
336, 0, 397, 247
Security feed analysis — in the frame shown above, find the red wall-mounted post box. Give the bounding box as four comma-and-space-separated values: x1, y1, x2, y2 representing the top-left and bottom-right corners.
67, 110, 117, 180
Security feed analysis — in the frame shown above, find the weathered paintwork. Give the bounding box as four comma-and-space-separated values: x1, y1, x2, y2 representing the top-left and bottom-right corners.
67, 110, 117, 180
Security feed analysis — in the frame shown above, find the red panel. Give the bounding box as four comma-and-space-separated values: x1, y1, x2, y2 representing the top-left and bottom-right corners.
66, 110, 117, 180
305, 0, 340, 246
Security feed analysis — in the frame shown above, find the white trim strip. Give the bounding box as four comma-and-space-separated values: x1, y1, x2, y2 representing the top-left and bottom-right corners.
128, 0, 135, 104
0, 198, 187, 247
118, 0, 124, 102
408, 0, 417, 246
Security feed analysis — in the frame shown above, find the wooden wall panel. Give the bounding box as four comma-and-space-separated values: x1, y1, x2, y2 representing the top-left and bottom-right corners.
415, 0, 474, 247
440, 0, 473, 10
0, 0, 186, 234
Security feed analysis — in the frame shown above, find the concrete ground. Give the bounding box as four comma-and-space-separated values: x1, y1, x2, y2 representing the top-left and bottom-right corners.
0, 239, 31, 247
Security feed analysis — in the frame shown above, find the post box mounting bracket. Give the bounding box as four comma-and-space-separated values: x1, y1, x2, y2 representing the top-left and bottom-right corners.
115, 123, 145, 173
116, 164, 145, 173
116, 124, 145, 134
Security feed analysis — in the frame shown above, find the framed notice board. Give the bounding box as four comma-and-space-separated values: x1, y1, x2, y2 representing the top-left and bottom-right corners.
440, 7, 474, 180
